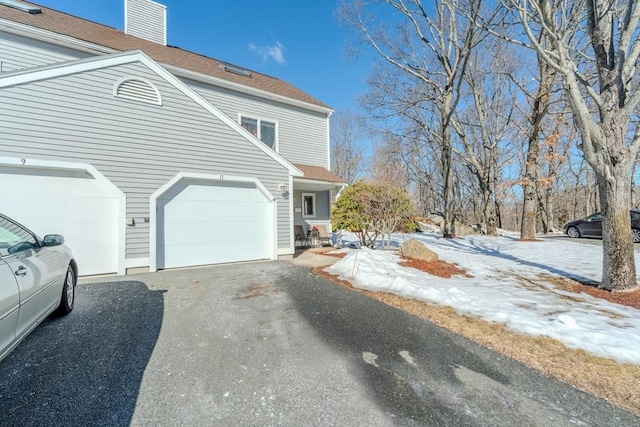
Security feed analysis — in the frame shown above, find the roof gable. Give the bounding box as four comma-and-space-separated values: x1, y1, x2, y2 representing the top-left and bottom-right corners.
0, 2, 331, 112
0, 49, 303, 177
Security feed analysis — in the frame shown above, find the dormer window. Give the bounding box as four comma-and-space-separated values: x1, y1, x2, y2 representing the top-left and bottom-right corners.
240, 115, 276, 150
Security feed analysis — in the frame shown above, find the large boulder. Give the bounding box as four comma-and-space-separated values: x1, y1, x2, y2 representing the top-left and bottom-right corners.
399, 239, 439, 262
455, 221, 477, 236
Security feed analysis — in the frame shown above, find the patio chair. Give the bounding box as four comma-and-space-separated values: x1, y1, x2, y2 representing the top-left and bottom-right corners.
316, 224, 332, 247
294, 225, 309, 248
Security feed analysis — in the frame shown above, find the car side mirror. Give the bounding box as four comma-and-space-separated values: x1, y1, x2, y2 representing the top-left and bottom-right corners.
43, 234, 64, 246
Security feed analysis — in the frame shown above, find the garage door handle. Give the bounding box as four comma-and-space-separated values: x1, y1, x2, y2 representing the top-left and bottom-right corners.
15, 265, 27, 277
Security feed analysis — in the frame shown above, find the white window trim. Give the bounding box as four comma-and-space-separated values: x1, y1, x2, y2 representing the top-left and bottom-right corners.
238, 113, 279, 151
302, 192, 316, 218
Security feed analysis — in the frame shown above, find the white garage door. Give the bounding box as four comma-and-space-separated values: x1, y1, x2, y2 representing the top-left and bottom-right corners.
157, 178, 272, 269
0, 166, 120, 276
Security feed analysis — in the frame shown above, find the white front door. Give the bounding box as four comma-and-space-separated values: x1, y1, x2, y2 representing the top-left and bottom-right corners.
0, 166, 120, 276
156, 178, 272, 269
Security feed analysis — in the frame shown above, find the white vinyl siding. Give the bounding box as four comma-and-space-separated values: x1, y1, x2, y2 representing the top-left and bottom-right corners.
0, 31, 91, 73
182, 77, 330, 168
0, 61, 292, 259
124, 0, 166, 45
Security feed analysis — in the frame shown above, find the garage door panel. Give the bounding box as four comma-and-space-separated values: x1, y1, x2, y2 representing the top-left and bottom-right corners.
158, 179, 273, 270
162, 220, 269, 244
162, 201, 268, 223
2, 198, 118, 228
162, 241, 269, 268
0, 166, 120, 276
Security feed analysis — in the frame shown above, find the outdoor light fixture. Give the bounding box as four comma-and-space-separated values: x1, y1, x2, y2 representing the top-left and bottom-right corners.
278, 183, 289, 198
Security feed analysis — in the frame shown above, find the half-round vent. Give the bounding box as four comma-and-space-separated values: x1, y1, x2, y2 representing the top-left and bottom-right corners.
113, 77, 162, 105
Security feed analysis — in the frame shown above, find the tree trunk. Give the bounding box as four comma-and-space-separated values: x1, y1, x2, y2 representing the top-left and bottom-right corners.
521, 55, 555, 239
544, 187, 555, 232
631, 157, 639, 208
482, 185, 497, 235
520, 162, 538, 238
598, 172, 636, 290
442, 93, 456, 238
537, 195, 549, 233
442, 141, 456, 237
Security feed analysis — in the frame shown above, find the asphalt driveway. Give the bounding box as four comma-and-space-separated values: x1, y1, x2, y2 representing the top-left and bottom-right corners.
0, 260, 637, 426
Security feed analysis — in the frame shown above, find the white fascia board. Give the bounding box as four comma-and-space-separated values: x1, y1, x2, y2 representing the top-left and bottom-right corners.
325, 110, 333, 171
0, 50, 303, 177
0, 50, 145, 87
0, 19, 334, 116
293, 177, 348, 187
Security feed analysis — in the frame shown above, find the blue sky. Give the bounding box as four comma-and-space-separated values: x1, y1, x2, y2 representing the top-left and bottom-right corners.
33, 0, 374, 111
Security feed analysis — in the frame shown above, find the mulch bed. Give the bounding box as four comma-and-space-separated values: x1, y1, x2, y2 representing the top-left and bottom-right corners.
399, 257, 474, 278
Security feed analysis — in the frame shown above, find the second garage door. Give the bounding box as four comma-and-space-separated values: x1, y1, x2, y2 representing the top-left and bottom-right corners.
156, 178, 273, 270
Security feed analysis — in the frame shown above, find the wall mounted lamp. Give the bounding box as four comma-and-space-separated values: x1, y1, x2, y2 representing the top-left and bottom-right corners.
278, 183, 289, 198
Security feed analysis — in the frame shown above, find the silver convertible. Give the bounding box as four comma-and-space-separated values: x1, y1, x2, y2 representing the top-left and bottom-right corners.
0, 213, 77, 362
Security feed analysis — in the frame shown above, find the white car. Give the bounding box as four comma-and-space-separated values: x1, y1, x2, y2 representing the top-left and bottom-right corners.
0, 213, 77, 362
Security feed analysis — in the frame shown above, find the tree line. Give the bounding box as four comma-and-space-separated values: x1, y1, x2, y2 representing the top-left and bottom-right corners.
330, 0, 640, 291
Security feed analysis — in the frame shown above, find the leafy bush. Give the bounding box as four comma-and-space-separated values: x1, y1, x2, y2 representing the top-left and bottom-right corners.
331, 181, 416, 248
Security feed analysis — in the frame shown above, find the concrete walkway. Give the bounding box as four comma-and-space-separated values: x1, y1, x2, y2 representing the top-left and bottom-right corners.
290, 247, 342, 268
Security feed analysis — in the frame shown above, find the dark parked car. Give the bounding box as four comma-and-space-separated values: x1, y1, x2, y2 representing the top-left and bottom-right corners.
0, 214, 77, 362
564, 209, 640, 243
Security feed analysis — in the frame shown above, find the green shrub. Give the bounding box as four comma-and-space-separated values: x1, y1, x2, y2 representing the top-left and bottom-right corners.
331, 180, 416, 248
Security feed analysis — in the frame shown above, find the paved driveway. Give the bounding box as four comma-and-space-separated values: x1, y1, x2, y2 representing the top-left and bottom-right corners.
1, 261, 637, 426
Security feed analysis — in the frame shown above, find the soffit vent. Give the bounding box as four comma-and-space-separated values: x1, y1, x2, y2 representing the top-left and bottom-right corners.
113, 77, 162, 105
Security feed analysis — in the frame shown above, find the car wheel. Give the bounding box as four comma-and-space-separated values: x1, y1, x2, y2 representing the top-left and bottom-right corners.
632, 228, 640, 244
567, 226, 581, 238
54, 265, 76, 316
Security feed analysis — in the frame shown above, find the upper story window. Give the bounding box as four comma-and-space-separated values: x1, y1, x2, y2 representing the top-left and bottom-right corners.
240, 115, 277, 150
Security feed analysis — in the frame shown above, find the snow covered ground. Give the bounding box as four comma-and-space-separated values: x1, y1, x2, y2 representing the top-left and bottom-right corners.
325, 231, 640, 365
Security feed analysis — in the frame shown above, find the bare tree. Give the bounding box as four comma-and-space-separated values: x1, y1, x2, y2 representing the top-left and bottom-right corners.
506, 0, 640, 291
330, 109, 365, 183
369, 133, 411, 187
535, 118, 571, 232
338, 0, 487, 237
451, 39, 516, 235
519, 34, 559, 239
